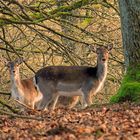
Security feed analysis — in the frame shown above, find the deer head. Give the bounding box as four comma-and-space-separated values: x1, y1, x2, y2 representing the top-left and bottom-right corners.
89, 44, 113, 64
0, 56, 24, 78
6, 58, 24, 77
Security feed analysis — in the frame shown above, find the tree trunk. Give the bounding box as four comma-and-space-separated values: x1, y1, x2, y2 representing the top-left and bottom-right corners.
111, 0, 140, 103
119, 0, 140, 66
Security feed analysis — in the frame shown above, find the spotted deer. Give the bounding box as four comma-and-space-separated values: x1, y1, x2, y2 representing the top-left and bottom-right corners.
34, 45, 113, 110
5, 58, 43, 110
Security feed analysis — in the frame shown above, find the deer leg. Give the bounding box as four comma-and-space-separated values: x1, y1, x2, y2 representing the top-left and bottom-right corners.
81, 94, 92, 109
35, 81, 55, 111
37, 94, 53, 111
68, 96, 79, 109
82, 81, 93, 108
30, 102, 35, 110
51, 94, 59, 110
81, 93, 88, 109
85, 93, 93, 106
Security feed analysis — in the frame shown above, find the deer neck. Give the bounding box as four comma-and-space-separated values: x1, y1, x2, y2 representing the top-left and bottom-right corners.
96, 61, 108, 82
10, 69, 25, 101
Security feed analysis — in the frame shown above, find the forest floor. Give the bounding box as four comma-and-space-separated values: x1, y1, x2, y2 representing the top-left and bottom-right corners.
0, 102, 140, 140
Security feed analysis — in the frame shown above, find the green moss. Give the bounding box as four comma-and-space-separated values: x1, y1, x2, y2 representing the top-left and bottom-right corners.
29, 12, 44, 19
54, 12, 72, 17
110, 65, 140, 103
80, 18, 92, 27
29, 2, 40, 7
0, 19, 6, 26
50, 0, 93, 15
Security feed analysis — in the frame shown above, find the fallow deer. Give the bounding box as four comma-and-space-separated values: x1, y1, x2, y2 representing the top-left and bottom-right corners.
6, 58, 43, 110
34, 45, 113, 110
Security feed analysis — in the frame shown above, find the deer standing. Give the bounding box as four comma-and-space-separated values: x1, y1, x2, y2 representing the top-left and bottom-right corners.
6, 59, 43, 110
34, 45, 113, 110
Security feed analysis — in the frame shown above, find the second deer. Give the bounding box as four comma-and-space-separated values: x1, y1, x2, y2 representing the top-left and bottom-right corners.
34, 45, 113, 110
6, 58, 43, 110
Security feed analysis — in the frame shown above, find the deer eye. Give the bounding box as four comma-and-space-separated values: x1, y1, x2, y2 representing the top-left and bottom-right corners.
13, 70, 16, 73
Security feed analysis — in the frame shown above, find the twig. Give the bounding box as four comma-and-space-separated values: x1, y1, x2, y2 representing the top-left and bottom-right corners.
0, 92, 11, 96
0, 110, 43, 121
14, 99, 38, 113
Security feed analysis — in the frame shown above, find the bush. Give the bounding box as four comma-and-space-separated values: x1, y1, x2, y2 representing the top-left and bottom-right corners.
110, 66, 140, 103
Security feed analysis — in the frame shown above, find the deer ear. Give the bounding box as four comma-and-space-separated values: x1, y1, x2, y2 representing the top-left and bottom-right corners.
88, 45, 97, 53
92, 47, 97, 53
107, 44, 113, 51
